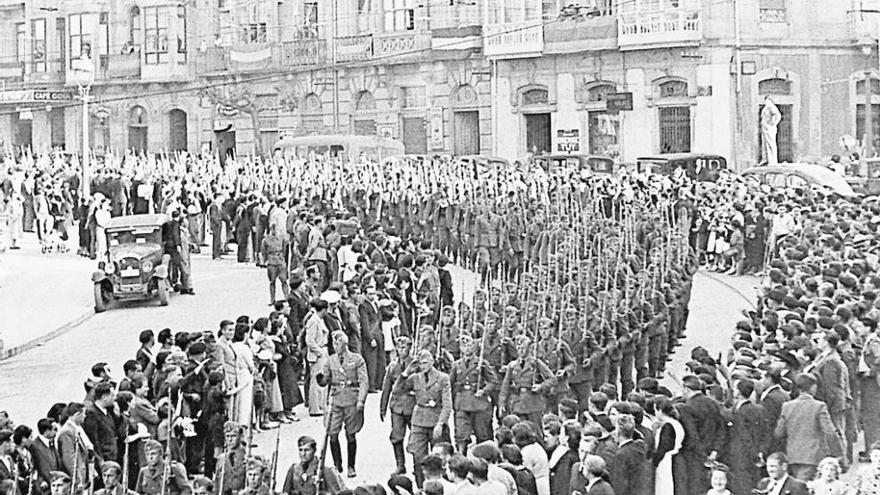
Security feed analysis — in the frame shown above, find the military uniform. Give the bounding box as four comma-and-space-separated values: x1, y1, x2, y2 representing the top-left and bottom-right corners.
213, 446, 246, 495
535, 336, 575, 412
449, 353, 498, 451
380, 355, 416, 472
280, 458, 344, 495
473, 210, 506, 280
396, 367, 452, 487
94, 486, 138, 495
499, 356, 557, 426
566, 329, 600, 412
318, 351, 368, 437
135, 460, 191, 495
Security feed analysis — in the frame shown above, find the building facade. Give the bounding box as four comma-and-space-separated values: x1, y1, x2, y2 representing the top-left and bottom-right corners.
0, 0, 876, 169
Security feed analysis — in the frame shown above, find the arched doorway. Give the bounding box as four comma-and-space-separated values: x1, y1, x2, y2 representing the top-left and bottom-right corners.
301, 93, 323, 134
758, 77, 794, 163
128, 105, 148, 153
352, 90, 376, 135
168, 109, 187, 151
452, 84, 480, 155
520, 87, 551, 155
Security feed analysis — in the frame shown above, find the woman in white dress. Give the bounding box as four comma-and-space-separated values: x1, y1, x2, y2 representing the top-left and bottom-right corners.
231, 322, 255, 426
653, 397, 685, 495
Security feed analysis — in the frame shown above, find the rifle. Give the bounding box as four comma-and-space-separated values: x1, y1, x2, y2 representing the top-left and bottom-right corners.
160, 388, 173, 495
313, 394, 334, 493
268, 425, 282, 493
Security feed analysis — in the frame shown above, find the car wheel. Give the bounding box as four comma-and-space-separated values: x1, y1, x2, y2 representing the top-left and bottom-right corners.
158, 279, 169, 306
94, 283, 107, 313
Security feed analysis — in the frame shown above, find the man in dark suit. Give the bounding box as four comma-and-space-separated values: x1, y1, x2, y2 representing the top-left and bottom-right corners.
807, 331, 849, 441
163, 210, 184, 289
83, 383, 121, 464
571, 455, 615, 495
359, 278, 385, 392
208, 194, 224, 259
28, 418, 61, 494
754, 452, 808, 495
725, 379, 769, 495
774, 373, 840, 482
760, 368, 790, 455
0, 429, 20, 488
679, 375, 726, 495
610, 417, 646, 495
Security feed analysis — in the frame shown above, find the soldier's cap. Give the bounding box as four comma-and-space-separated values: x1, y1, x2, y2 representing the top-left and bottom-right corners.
49, 472, 71, 483
378, 299, 394, 308
223, 421, 243, 434
459, 334, 474, 345
486, 311, 499, 319
637, 377, 659, 393
440, 305, 455, 315
538, 317, 553, 326
143, 439, 163, 453
246, 457, 266, 472
100, 461, 122, 475
0, 430, 11, 444
395, 335, 412, 347
515, 335, 532, 346
320, 290, 341, 305
505, 305, 519, 313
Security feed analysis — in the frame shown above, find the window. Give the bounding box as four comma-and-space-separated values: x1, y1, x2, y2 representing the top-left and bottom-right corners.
68, 14, 91, 69
587, 84, 615, 103
31, 19, 47, 72
57, 18, 65, 68
304, 1, 318, 25
177, 6, 187, 61
144, 7, 169, 64
659, 106, 691, 153
99, 12, 109, 55
129, 7, 141, 47
240, 0, 267, 43
401, 86, 425, 108
759, 0, 786, 22
759, 78, 791, 96
384, 0, 416, 31
15, 23, 26, 64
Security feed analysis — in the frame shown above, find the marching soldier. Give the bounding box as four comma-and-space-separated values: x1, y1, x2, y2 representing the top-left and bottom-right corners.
499, 335, 557, 426
94, 462, 137, 495
449, 334, 498, 454
437, 306, 461, 360
281, 436, 345, 495
213, 422, 246, 495
135, 440, 191, 495
380, 336, 416, 475
535, 317, 575, 413
315, 332, 368, 479
395, 350, 452, 488
237, 458, 270, 495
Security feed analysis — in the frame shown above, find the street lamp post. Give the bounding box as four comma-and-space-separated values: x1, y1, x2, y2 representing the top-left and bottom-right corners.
79, 83, 91, 198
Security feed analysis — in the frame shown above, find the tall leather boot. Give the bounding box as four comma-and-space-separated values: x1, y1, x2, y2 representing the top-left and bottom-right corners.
347, 437, 357, 477
392, 441, 406, 474
329, 438, 343, 473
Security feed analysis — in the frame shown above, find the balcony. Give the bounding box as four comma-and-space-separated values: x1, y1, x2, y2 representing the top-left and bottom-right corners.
96, 52, 141, 81
197, 45, 281, 74
618, 3, 701, 50
544, 12, 617, 54
24, 58, 65, 86
335, 35, 373, 62
0, 61, 23, 86
373, 31, 432, 62
281, 39, 327, 67
483, 20, 543, 59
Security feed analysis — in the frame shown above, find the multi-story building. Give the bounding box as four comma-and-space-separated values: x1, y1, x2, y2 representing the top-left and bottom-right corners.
0, 0, 877, 169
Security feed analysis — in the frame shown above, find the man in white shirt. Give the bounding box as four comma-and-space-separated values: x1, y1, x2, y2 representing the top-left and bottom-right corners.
446, 454, 474, 495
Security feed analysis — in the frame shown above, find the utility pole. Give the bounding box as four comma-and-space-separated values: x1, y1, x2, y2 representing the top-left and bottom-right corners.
868, 70, 875, 159
332, 0, 340, 132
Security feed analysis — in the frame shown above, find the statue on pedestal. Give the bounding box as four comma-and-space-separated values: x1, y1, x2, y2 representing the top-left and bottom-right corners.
761, 96, 782, 165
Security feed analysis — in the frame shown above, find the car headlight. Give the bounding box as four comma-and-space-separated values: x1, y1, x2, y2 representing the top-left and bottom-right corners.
104, 263, 116, 275
142, 261, 154, 272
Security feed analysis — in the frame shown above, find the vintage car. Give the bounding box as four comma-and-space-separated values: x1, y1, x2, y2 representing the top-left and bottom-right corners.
531, 154, 616, 174
91, 214, 172, 313
274, 134, 405, 162
846, 158, 880, 196
741, 164, 857, 198
636, 153, 728, 181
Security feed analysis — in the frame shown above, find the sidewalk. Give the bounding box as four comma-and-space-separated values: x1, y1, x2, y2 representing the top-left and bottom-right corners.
0, 232, 96, 358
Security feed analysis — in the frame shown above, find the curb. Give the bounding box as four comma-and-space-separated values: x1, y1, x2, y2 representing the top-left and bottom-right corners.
697, 270, 757, 310
0, 309, 95, 361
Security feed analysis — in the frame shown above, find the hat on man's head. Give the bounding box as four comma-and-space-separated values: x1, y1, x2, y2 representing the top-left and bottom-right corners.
320, 290, 341, 305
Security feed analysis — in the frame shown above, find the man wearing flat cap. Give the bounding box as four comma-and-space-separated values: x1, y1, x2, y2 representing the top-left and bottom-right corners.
135, 439, 190, 495
94, 461, 137, 495
678, 374, 726, 495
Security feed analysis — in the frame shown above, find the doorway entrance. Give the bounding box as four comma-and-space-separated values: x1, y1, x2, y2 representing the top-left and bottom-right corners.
758, 104, 793, 163
453, 111, 480, 155
525, 113, 551, 155
216, 128, 236, 168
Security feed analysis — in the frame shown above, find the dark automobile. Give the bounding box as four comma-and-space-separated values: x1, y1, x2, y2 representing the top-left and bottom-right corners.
636, 153, 728, 181
91, 214, 172, 312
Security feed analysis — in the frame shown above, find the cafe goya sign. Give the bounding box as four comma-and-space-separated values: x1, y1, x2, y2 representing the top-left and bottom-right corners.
0, 90, 75, 103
